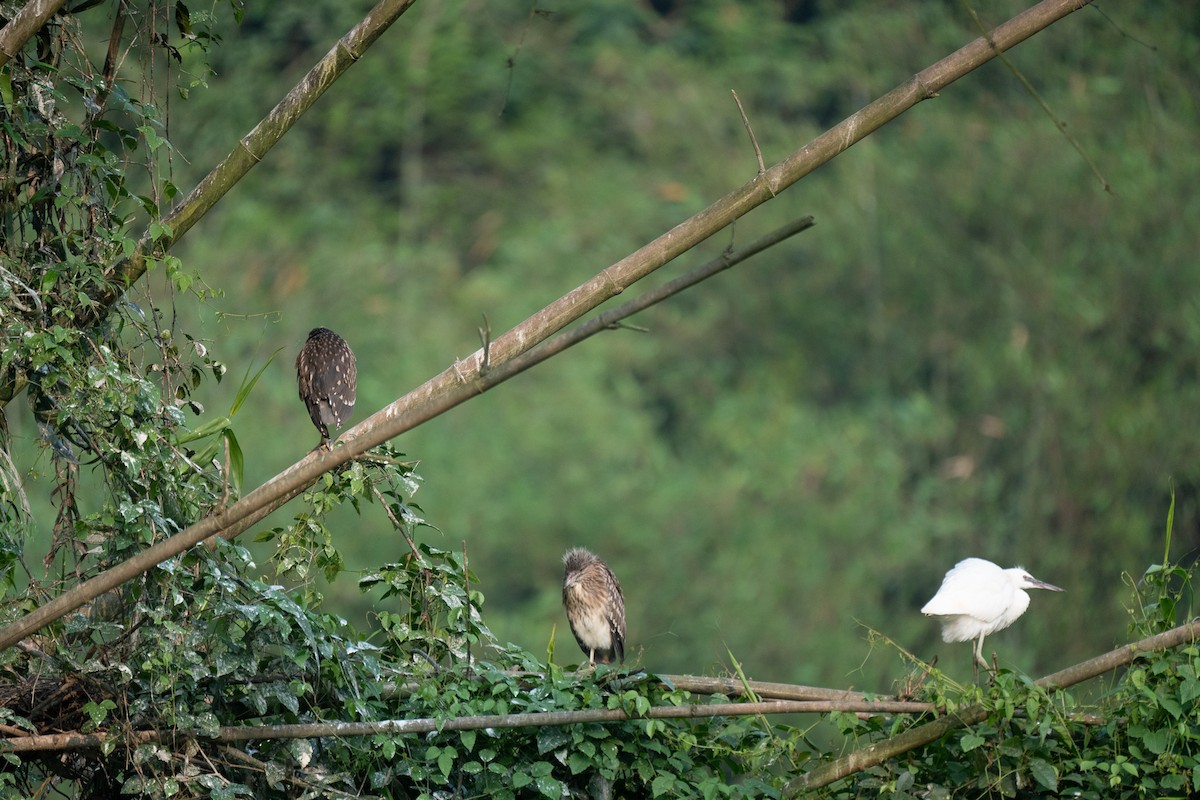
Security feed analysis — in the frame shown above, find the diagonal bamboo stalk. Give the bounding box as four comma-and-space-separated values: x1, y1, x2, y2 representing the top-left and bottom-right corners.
209, 216, 814, 544
0, 0, 68, 68
783, 618, 1200, 794
0, 214, 811, 650
0, 0, 1093, 653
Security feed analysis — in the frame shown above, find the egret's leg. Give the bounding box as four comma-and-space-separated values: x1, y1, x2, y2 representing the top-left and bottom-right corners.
974, 634, 988, 669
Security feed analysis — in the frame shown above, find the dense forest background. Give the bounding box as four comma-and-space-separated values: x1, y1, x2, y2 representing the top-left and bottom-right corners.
9, 0, 1199, 695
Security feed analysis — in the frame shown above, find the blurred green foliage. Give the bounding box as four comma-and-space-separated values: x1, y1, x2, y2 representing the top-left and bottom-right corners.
9, 0, 1200, 695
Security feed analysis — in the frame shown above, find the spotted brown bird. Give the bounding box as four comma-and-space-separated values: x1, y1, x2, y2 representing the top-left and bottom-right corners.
296, 327, 357, 448
562, 547, 626, 665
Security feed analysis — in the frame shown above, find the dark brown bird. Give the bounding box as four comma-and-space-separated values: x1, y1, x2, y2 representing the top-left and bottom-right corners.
296, 327, 357, 448
562, 547, 626, 665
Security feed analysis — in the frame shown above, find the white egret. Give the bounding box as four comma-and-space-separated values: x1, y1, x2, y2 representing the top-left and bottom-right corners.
921, 557, 1063, 669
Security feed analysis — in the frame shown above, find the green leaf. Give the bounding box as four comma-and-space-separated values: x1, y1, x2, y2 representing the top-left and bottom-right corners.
224, 429, 244, 494
536, 725, 572, 755
652, 773, 677, 797
1158, 694, 1183, 719
959, 733, 986, 752
82, 699, 116, 727
534, 775, 563, 798
0, 67, 12, 110
1029, 758, 1058, 791
195, 712, 220, 737
437, 746, 455, 779
1141, 729, 1169, 755
148, 220, 174, 241
229, 351, 279, 418
138, 124, 167, 151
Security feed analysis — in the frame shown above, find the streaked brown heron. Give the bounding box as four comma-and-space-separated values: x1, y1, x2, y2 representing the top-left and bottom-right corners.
562, 547, 626, 665
296, 327, 357, 448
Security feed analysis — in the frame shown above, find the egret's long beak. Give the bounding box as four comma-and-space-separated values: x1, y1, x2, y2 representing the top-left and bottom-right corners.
1031, 579, 1064, 592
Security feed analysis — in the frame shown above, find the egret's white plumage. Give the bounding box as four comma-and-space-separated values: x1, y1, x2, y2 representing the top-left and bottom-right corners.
921, 557, 1063, 669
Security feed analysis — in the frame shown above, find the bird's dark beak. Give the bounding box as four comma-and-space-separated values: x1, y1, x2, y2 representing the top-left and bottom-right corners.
1032, 579, 1064, 592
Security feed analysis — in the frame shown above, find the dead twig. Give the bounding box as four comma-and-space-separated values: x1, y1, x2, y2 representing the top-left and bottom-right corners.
478, 314, 492, 375
370, 483, 421, 558
961, 0, 1110, 193
731, 89, 770, 188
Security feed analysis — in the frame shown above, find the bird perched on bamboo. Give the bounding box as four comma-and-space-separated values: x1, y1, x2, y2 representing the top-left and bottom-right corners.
921, 557, 1063, 671
296, 327, 357, 449
562, 547, 626, 666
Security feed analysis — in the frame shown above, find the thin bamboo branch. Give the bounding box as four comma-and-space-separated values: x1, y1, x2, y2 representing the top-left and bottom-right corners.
0, 0, 1091, 653
731, 89, 768, 180
961, 2, 1110, 192
0, 0, 68, 67
500, 216, 814, 375
658, 673, 874, 702
0, 699, 933, 754
598, 218, 808, 329
784, 618, 1200, 794
378, 670, 884, 702
217, 744, 361, 799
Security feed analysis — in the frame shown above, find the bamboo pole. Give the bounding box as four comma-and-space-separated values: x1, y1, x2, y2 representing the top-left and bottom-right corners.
0, 699, 933, 754
206, 216, 815, 544
0, 0, 68, 68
